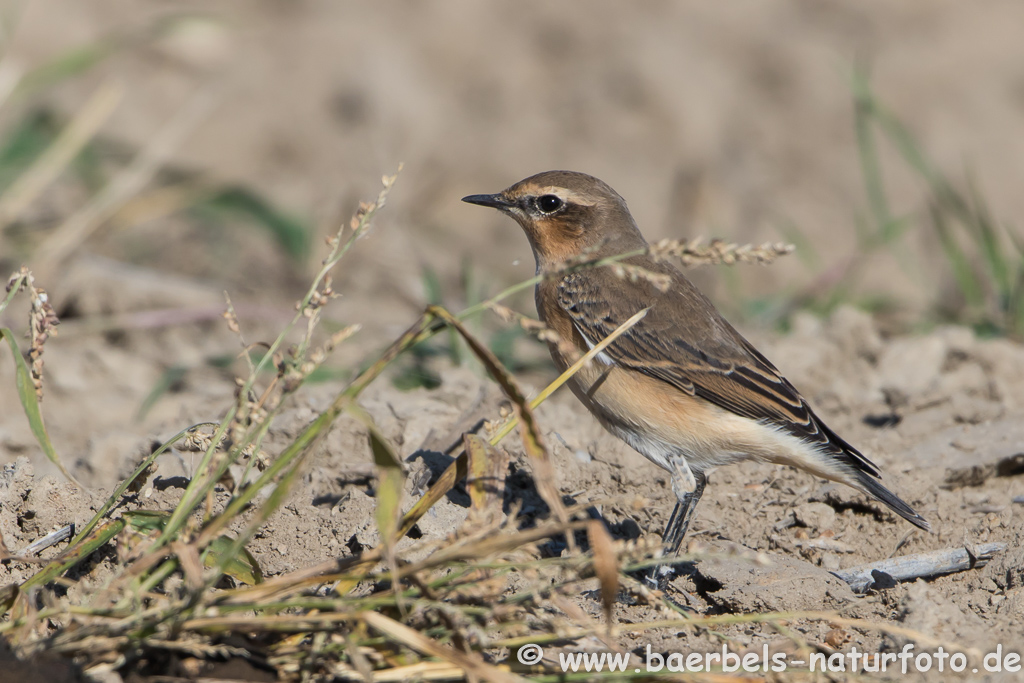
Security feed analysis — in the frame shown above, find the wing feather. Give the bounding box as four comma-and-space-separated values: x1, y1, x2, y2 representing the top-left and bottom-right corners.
557, 270, 880, 478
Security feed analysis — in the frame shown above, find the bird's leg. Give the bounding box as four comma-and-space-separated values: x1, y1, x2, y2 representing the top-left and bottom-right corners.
645, 462, 706, 592
663, 469, 706, 557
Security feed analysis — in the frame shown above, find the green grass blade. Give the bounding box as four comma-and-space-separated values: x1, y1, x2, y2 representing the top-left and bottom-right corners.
930, 205, 983, 310
776, 220, 820, 270
205, 536, 263, 586
421, 263, 443, 305
0, 328, 78, 485
421, 264, 461, 365
358, 408, 405, 553
868, 91, 943, 189
1010, 268, 1024, 338
70, 423, 215, 547
964, 174, 1011, 303
196, 187, 312, 261
853, 76, 892, 234
13, 38, 122, 97
136, 364, 188, 421
0, 112, 60, 190
123, 509, 172, 532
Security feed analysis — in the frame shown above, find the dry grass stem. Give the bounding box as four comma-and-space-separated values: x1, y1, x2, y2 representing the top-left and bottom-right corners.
0, 80, 123, 229
35, 82, 221, 277
649, 237, 796, 267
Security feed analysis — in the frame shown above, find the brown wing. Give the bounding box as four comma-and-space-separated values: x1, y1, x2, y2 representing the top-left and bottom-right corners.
557, 269, 881, 479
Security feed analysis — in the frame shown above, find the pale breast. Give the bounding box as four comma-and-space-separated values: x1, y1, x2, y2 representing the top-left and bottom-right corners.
559, 348, 856, 484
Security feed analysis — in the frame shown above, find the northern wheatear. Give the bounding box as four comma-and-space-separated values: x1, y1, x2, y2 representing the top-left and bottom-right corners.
463, 171, 929, 569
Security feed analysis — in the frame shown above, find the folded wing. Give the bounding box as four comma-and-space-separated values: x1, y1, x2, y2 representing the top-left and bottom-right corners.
557, 270, 881, 479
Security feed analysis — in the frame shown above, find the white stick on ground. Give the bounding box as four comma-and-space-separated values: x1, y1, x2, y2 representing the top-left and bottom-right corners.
20, 523, 75, 556
832, 542, 1007, 593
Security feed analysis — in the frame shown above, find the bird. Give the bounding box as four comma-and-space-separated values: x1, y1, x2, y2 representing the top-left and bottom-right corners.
462, 170, 930, 576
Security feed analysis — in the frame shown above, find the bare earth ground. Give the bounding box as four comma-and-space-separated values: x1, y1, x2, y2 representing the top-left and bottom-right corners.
2, 299, 1023, 679
1, 1, 1024, 680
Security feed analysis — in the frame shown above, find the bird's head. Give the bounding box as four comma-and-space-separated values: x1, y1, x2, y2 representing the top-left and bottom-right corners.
463, 170, 647, 270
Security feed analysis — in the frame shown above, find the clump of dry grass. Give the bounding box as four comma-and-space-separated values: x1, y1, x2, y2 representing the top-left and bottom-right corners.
1, 171, 968, 681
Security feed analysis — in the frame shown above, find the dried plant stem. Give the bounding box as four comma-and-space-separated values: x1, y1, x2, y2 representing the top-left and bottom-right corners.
458, 238, 793, 322
35, 82, 220, 276
0, 80, 123, 228
156, 168, 400, 553
488, 306, 649, 445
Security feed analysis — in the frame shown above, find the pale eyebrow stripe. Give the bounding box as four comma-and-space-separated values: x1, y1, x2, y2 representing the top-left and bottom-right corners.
515, 185, 598, 207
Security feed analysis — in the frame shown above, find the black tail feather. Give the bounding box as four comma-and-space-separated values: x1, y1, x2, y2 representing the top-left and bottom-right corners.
854, 471, 931, 531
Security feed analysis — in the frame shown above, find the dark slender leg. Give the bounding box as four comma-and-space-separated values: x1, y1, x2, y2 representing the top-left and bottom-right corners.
663, 470, 706, 557
645, 470, 706, 591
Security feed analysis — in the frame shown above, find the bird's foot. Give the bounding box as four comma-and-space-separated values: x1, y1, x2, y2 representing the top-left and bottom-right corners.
638, 562, 702, 612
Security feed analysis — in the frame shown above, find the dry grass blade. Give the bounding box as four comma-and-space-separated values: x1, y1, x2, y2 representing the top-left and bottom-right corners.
586, 519, 618, 631
203, 536, 263, 586
349, 404, 406, 608
359, 611, 526, 683
488, 305, 650, 446
352, 661, 467, 682
171, 540, 205, 591
396, 448, 467, 542
391, 306, 649, 569
494, 610, 979, 660
426, 305, 570, 544
0, 80, 123, 228
353, 407, 405, 554
35, 82, 221, 276
401, 520, 587, 576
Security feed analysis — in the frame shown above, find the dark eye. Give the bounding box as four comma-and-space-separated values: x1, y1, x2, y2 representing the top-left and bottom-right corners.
537, 195, 563, 213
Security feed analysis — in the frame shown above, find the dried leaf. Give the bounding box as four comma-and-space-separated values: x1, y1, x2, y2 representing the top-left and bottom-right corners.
587, 519, 619, 629
352, 408, 405, 552
465, 434, 508, 520
205, 535, 264, 586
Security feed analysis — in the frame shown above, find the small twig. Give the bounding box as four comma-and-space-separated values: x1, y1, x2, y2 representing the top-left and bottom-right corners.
832, 542, 1007, 593
20, 524, 75, 556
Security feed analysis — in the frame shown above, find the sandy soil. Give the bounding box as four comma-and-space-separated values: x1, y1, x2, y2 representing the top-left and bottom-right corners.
2, 303, 1023, 679
1, 2, 1023, 681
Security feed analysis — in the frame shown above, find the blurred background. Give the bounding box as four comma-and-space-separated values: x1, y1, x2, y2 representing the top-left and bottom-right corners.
2, 1, 1024, 481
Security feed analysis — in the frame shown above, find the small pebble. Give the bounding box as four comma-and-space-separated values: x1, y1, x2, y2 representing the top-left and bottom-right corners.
820, 552, 841, 572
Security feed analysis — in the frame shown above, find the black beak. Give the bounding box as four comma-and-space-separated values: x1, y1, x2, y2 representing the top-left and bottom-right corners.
461, 193, 513, 209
